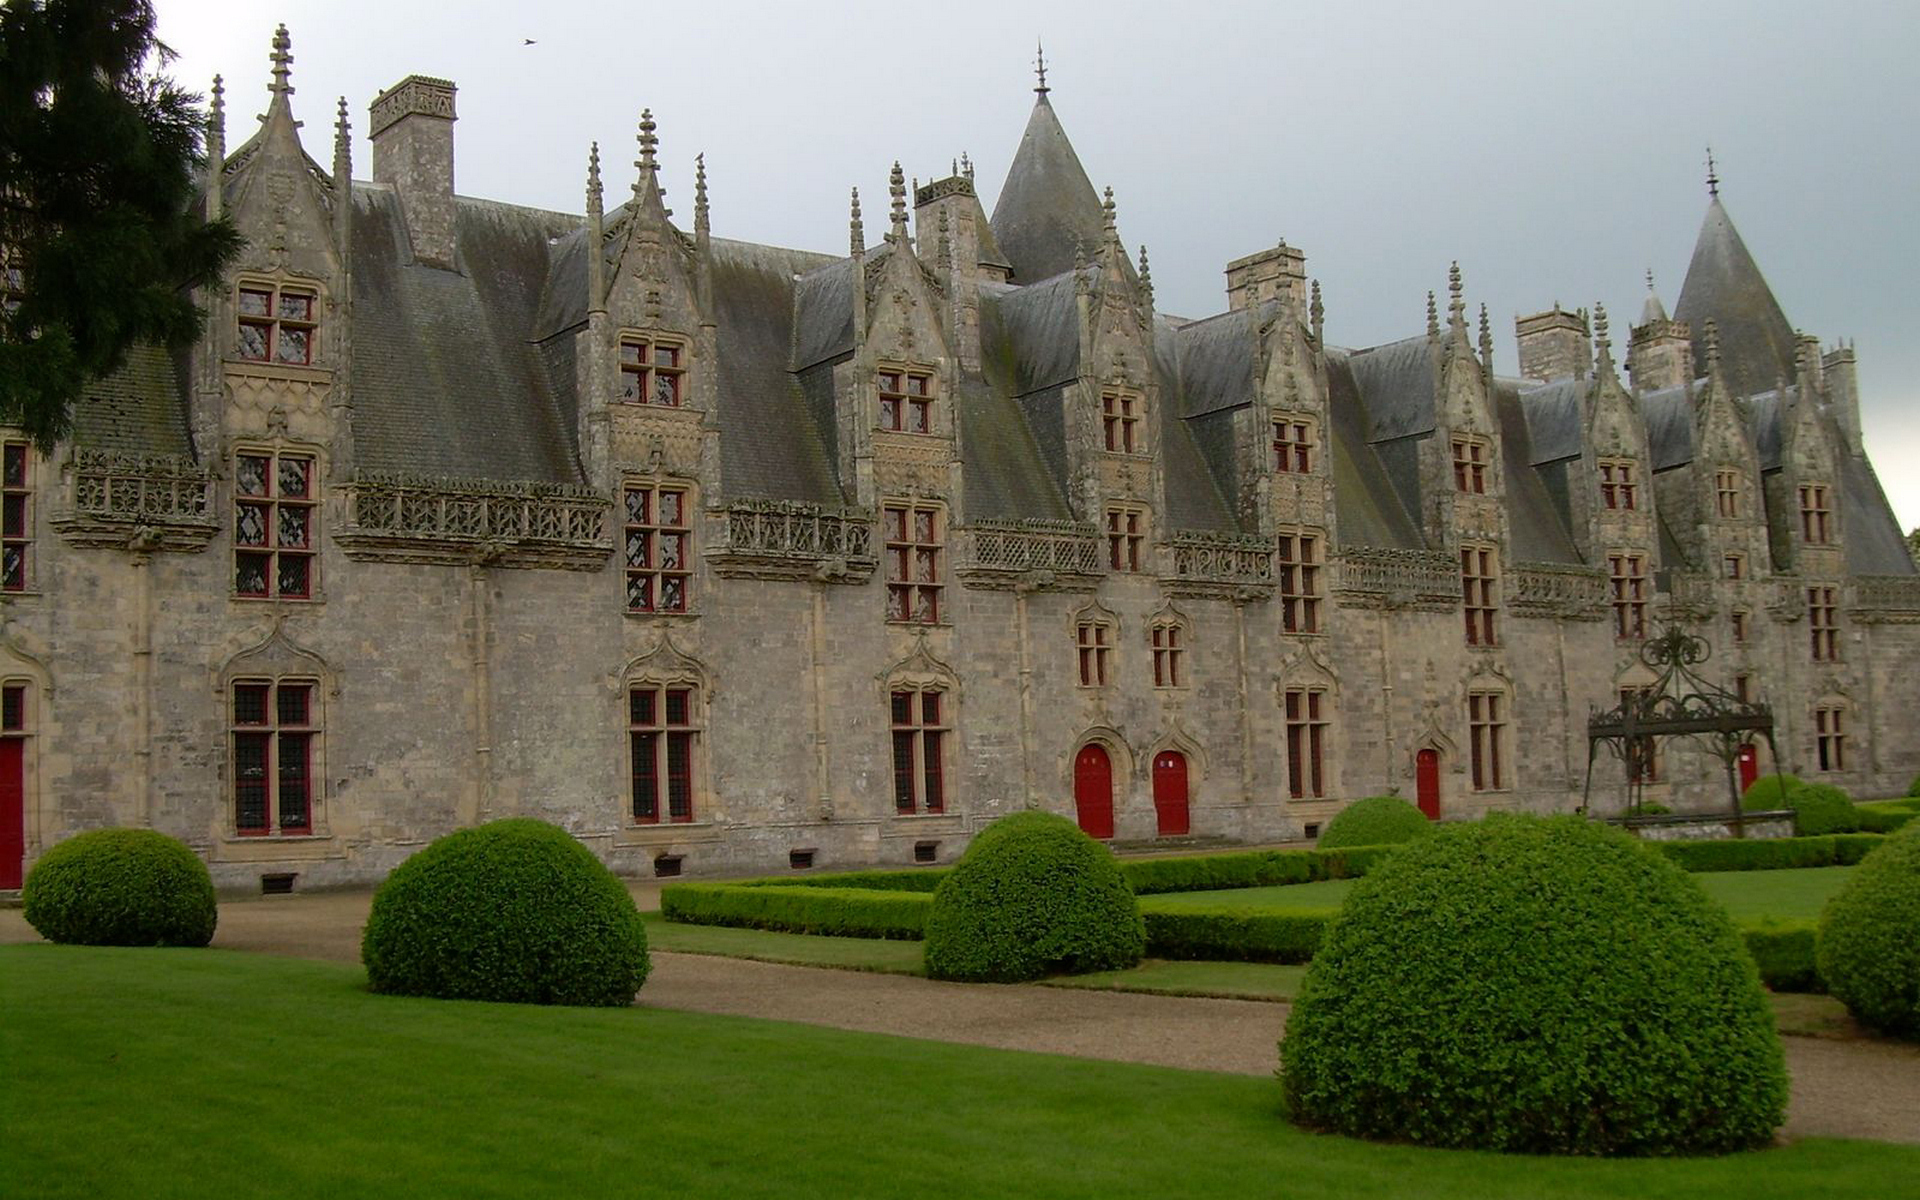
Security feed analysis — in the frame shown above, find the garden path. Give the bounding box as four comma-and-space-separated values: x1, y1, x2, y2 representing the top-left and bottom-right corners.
4, 888, 1917, 1147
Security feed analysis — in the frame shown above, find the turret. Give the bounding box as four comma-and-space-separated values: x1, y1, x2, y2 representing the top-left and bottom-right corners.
1627, 271, 1692, 392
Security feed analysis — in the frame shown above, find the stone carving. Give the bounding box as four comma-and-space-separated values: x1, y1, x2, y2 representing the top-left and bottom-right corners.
1852, 574, 1920, 624
709, 499, 875, 582
1166, 530, 1274, 599
336, 472, 609, 570
957, 518, 1102, 590
52, 450, 218, 551
1658, 571, 1717, 621
1331, 547, 1458, 611
1508, 562, 1609, 620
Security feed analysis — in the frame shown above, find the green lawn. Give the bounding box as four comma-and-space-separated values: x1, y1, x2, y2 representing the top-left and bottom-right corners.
4, 946, 1915, 1199
1044, 958, 1308, 1001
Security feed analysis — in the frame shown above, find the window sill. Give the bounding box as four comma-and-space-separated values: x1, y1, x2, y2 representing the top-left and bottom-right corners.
886, 620, 952, 630
625, 609, 700, 622
231, 593, 325, 606
614, 822, 722, 847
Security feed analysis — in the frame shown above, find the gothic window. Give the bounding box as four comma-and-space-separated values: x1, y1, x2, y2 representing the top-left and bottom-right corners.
1276, 530, 1322, 634
1598, 459, 1637, 510
1106, 506, 1145, 573
1814, 704, 1846, 773
624, 483, 691, 613
234, 451, 315, 599
1808, 586, 1840, 662
1608, 552, 1647, 640
1798, 484, 1832, 545
1451, 436, 1489, 494
236, 283, 316, 365
2, 441, 29, 591
1461, 543, 1498, 646
884, 502, 942, 623
1731, 608, 1750, 645
1075, 618, 1112, 687
1722, 553, 1746, 581
1103, 391, 1143, 454
890, 687, 946, 813
1284, 687, 1328, 800
231, 678, 317, 836
618, 335, 686, 407
879, 368, 934, 434
1468, 689, 1506, 791
630, 683, 698, 823
1715, 469, 1742, 519
1272, 416, 1313, 474
1151, 621, 1185, 689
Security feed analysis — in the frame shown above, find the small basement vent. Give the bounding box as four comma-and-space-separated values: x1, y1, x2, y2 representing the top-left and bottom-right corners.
913, 840, 939, 865
789, 848, 816, 870
653, 854, 683, 878
260, 872, 297, 895
1303, 823, 1320, 841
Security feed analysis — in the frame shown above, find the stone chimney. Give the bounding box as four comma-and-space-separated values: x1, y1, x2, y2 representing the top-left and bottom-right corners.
1821, 341, 1860, 454
1515, 305, 1591, 382
370, 75, 457, 270
1225, 242, 1306, 311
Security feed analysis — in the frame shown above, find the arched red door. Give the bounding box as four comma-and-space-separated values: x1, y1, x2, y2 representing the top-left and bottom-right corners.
1416, 749, 1441, 820
1073, 744, 1114, 839
1152, 751, 1190, 836
1737, 743, 1759, 793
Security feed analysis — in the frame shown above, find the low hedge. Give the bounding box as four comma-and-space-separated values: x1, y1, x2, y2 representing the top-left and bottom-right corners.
1141, 907, 1334, 963
1861, 807, 1919, 834
1316, 796, 1432, 850
22, 828, 217, 948
1116, 844, 1396, 895
1742, 922, 1822, 993
661, 882, 929, 939
737, 869, 947, 893
1652, 833, 1884, 873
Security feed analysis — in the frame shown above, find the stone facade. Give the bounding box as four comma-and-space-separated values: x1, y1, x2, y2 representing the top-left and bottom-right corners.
2, 30, 1915, 891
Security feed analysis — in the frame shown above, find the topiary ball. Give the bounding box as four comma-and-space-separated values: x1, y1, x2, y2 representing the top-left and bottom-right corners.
1280, 814, 1786, 1155
1780, 783, 1862, 836
1817, 825, 1920, 1036
22, 828, 217, 947
923, 810, 1144, 983
1741, 773, 1804, 810
1316, 795, 1432, 849
361, 818, 649, 1006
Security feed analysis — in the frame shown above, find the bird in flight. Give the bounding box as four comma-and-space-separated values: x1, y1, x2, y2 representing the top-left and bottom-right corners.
523, 38, 537, 45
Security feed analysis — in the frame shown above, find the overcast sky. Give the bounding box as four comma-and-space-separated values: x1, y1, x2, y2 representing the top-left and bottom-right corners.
152, 0, 1920, 533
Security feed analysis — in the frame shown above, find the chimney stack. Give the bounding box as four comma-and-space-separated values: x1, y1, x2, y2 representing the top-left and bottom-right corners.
1515, 305, 1591, 382
1225, 243, 1306, 311
370, 75, 457, 270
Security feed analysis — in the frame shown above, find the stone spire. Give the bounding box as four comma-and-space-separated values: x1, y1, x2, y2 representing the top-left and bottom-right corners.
1641, 268, 1669, 324
960, 152, 973, 180
888, 161, 908, 245
693, 153, 710, 238
1674, 171, 1798, 396
991, 48, 1108, 284
1309, 279, 1324, 347
849, 186, 864, 257
269, 25, 293, 100
586, 142, 603, 218
632, 109, 659, 201
204, 75, 226, 220
586, 143, 606, 311
1593, 301, 1614, 374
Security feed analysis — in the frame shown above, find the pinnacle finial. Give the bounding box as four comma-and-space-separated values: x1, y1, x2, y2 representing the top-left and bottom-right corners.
1706, 146, 1719, 198
586, 142, 603, 214
1594, 302, 1614, 372
1101, 186, 1116, 235
333, 96, 350, 178
1137, 244, 1152, 291
888, 161, 907, 236
849, 186, 864, 256
1447, 261, 1465, 327
694, 153, 709, 231
1478, 303, 1493, 366
211, 73, 225, 121
1646, 268, 1656, 293
1309, 278, 1324, 344
1035, 40, 1049, 95
208, 75, 226, 161
1705, 320, 1720, 368
269, 25, 294, 97
1427, 291, 1439, 339
635, 109, 659, 177
961, 151, 973, 180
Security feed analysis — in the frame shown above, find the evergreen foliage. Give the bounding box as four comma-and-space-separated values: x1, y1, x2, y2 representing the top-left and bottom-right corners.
1280, 814, 1787, 1155
923, 811, 1144, 982
1817, 826, 1920, 1036
22, 827, 216, 946
0, 0, 242, 447
1316, 795, 1432, 849
1742, 778, 1861, 835
1740, 773, 1804, 808
361, 819, 649, 1006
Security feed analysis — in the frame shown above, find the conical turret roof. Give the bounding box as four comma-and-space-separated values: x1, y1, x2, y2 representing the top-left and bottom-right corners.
989, 94, 1106, 285
1673, 197, 1797, 399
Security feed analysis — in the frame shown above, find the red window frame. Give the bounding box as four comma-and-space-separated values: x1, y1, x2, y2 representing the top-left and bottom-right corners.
236, 284, 316, 365
1731, 609, 1750, 644
1277, 531, 1322, 634
1461, 544, 1497, 646
1814, 705, 1846, 772
884, 503, 942, 624
1808, 585, 1840, 661
1608, 552, 1647, 640
890, 688, 946, 813
624, 484, 691, 613
1715, 469, 1741, 519
1103, 392, 1141, 453
1273, 418, 1312, 474
630, 684, 697, 823
234, 451, 315, 599
618, 336, 686, 407
231, 678, 315, 836
1451, 436, 1488, 494
1599, 459, 1637, 510
1798, 484, 1832, 545
1151, 622, 1184, 688
1285, 687, 1328, 799
1106, 507, 1144, 573
1076, 620, 1111, 687
879, 369, 934, 434
2, 442, 29, 591
1468, 690, 1505, 791
1723, 554, 1746, 581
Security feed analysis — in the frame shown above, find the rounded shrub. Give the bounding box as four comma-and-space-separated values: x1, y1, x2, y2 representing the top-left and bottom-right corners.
22, 828, 217, 947
1818, 825, 1920, 1036
923, 810, 1144, 983
1740, 773, 1804, 809
1317, 795, 1432, 849
1907, 772, 1920, 798
1743, 779, 1860, 835
1280, 814, 1786, 1156
361, 818, 649, 1006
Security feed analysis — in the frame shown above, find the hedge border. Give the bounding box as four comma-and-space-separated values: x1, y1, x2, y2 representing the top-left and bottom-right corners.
1651, 832, 1885, 872
660, 883, 928, 939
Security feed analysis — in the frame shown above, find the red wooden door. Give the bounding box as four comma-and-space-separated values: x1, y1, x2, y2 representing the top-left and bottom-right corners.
1416, 749, 1440, 820
1737, 744, 1759, 793
0, 738, 23, 889
1152, 751, 1190, 837
1073, 744, 1114, 839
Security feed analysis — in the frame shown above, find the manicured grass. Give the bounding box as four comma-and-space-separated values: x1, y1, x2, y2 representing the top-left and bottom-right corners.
5, 946, 1917, 1199
1044, 959, 1308, 1001
641, 911, 924, 973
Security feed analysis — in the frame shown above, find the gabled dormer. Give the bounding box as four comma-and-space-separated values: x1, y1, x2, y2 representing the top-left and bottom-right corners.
1689, 322, 1769, 571
1074, 190, 1161, 529
1245, 263, 1331, 537
1765, 343, 1845, 575
1570, 305, 1657, 560
1423, 265, 1504, 548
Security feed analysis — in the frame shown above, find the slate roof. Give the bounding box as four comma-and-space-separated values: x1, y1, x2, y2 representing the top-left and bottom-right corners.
988, 95, 1109, 286
71, 342, 195, 459
1675, 197, 1800, 401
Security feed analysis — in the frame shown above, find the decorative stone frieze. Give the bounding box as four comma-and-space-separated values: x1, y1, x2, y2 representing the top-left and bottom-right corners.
1508, 562, 1609, 621
1331, 546, 1458, 611
1658, 571, 1717, 622
1851, 574, 1920, 624
1165, 529, 1274, 599
52, 450, 219, 551
707, 498, 875, 582
956, 518, 1102, 591
335, 472, 610, 569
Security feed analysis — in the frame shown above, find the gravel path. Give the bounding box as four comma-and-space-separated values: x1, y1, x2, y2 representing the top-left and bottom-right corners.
6, 889, 1918, 1145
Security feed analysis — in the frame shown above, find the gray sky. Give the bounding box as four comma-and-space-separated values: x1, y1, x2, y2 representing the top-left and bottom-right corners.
153, 0, 1920, 533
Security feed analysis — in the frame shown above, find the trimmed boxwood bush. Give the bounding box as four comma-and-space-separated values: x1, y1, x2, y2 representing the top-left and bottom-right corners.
923, 811, 1144, 982
1316, 795, 1431, 850
361, 818, 648, 1006
1817, 826, 1920, 1036
1280, 814, 1787, 1155
1741, 773, 1803, 809
22, 828, 216, 947
1141, 907, 1334, 964
1860, 806, 1918, 834
662, 882, 929, 939
1741, 779, 1861, 835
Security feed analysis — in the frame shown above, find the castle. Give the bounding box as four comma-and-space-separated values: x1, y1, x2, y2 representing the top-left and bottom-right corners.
2, 28, 1915, 890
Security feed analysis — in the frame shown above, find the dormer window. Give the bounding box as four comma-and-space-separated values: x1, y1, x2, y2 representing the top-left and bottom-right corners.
237, 284, 316, 365
1451, 436, 1489, 494
1715, 469, 1742, 519
879, 368, 934, 433
619, 336, 685, 406
1798, 484, 1832, 545
1273, 417, 1313, 474
1103, 391, 1143, 453
1599, 459, 1637, 510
